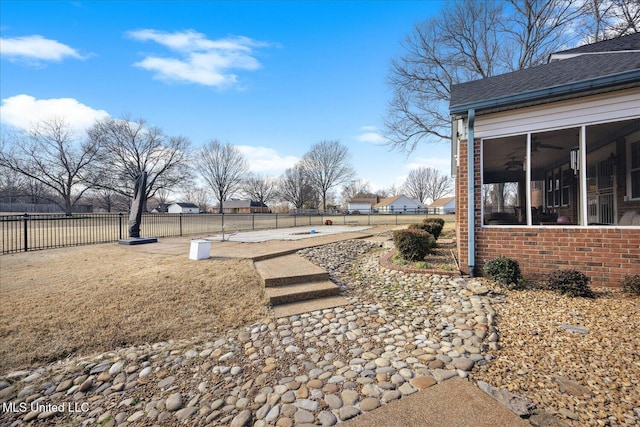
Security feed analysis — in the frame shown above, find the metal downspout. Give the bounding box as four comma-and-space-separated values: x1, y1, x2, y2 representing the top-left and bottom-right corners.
467, 109, 475, 277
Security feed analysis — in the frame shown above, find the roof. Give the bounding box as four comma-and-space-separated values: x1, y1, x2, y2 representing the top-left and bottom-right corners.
223, 200, 268, 208
552, 33, 640, 55
450, 33, 640, 116
172, 202, 198, 208
374, 195, 424, 207
428, 196, 455, 208
348, 197, 379, 205
374, 195, 403, 207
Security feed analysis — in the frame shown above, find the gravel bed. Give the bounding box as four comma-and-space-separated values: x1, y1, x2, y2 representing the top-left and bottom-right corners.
471, 283, 640, 427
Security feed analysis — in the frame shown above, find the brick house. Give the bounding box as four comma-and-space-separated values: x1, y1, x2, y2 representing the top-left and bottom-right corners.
221, 199, 270, 214
449, 33, 640, 287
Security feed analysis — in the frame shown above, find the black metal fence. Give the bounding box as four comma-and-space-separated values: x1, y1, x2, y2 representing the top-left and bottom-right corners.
0, 211, 446, 254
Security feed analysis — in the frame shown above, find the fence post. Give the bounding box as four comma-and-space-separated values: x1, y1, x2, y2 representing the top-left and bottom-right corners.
396, 213, 398, 225
252, 213, 255, 230
118, 212, 123, 240
294, 214, 297, 227
275, 213, 278, 229
22, 213, 28, 252
179, 213, 183, 236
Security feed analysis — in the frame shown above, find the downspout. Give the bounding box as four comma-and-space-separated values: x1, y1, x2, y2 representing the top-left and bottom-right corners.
467, 109, 476, 277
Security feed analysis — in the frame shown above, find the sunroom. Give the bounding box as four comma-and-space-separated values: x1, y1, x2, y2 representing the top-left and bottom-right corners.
482, 118, 640, 227
450, 33, 640, 286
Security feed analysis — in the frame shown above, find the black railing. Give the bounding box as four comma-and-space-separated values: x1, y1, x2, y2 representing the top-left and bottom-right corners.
0, 210, 447, 254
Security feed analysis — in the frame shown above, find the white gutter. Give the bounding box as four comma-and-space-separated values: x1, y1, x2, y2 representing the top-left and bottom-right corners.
467, 109, 475, 277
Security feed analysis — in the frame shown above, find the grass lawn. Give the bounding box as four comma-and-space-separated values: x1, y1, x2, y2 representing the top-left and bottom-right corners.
0, 243, 269, 373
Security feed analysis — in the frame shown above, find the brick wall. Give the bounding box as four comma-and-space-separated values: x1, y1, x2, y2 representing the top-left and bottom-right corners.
475, 227, 640, 287
456, 138, 640, 287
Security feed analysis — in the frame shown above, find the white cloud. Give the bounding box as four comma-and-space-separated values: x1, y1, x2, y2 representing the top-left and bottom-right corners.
236, 145, 299, 175
0, 94, 109, 132
355, 125, 388, 145
0, 35, 85, 65
126, 29, 272, 87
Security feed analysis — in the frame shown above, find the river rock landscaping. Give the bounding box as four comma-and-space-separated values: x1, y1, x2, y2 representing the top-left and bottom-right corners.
0, 238, 638, 426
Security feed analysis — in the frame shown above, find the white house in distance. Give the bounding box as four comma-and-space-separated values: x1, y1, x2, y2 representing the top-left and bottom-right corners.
374, 195, 425, 213
168, 202, 199, 214
347, 196, 380, 213
428, 196, 456, 214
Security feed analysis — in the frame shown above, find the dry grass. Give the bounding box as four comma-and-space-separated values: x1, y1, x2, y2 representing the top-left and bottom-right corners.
0, 244, 269, 374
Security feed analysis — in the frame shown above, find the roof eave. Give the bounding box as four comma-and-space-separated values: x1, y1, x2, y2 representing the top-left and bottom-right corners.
450, 69, 640, 117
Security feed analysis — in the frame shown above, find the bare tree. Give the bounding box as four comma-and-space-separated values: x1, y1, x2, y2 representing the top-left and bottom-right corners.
196, 140, 249, 213
278, 163, 316, 210
0, 117, 100, 215
88, 116, 192, 208
242, 173, 277, 213
340, 179, 374, 205
385, 0, 585, 153
579, 0, 640, 42
87, 188, 129, 212
403, 166, 454, 205
379, 184, 402, 198
301, 140, 355, 211
181, 185, 212, 212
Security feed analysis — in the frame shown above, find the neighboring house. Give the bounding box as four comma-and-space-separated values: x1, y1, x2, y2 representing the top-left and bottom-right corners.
429, 196, 455, 214
151, 203, 169, 214
347, 197, 380, 213
449, 33, 640, 287
168, 202, 199, 214
221, 200, 270, 214
374, 195, 426, 213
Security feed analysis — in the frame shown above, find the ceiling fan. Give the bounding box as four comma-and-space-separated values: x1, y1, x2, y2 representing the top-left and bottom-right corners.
533, 139, 563, 151
504, 157, 522, 171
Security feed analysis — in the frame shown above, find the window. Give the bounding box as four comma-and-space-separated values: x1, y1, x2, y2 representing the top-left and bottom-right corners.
480, 119, 639, 227
629, 140, 640, 200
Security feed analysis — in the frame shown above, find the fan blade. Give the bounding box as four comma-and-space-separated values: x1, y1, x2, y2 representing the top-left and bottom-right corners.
538, 143, 564, 150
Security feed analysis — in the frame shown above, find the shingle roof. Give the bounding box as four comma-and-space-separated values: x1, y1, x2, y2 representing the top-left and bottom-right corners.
174, 202, 198, 208
223, 200, 268, 208
428, 196, 455, 208
450, 34, 640, 115
554, 33, 640, 55
374, 195, 403, 207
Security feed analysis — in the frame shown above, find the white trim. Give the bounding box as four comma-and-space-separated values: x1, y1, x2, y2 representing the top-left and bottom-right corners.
475, 88, 640, 139
627, 138, 640, 201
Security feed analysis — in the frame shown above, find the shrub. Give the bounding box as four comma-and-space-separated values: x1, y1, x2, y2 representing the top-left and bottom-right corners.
621, 274, 640, 296
548, 269, 593, 297
483, 256, 522, 288
423, 217, 445, 227
392, 229, 436, 262
409, 221, 443, 240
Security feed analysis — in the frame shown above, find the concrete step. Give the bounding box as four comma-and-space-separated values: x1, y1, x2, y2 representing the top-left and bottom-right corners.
273, 296, 349, 318
266, 280, 341, 305
255, 254, 329, 287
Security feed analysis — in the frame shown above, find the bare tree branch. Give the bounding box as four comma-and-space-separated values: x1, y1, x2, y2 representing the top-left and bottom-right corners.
403, 166, 454, 205
196, 140, 249, 213
0, 117, 100, 215
301, 140, 355, 211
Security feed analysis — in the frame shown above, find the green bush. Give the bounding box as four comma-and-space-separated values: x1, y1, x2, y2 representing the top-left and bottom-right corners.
548, 269, 593, 297
483, 256, 522, 288
621, 274, 640, 296
408, 221, 443, 240
392, 229, 436, 262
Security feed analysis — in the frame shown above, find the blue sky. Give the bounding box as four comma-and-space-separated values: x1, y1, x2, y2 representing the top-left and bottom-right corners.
0, 0, 450, 195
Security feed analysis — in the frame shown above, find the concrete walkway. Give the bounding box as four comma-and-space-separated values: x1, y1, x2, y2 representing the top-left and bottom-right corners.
343, 377, 529, 427
121, 225, 530, 426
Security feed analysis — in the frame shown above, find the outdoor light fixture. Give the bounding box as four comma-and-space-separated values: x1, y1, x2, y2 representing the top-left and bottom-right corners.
570, 146, 580, 175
